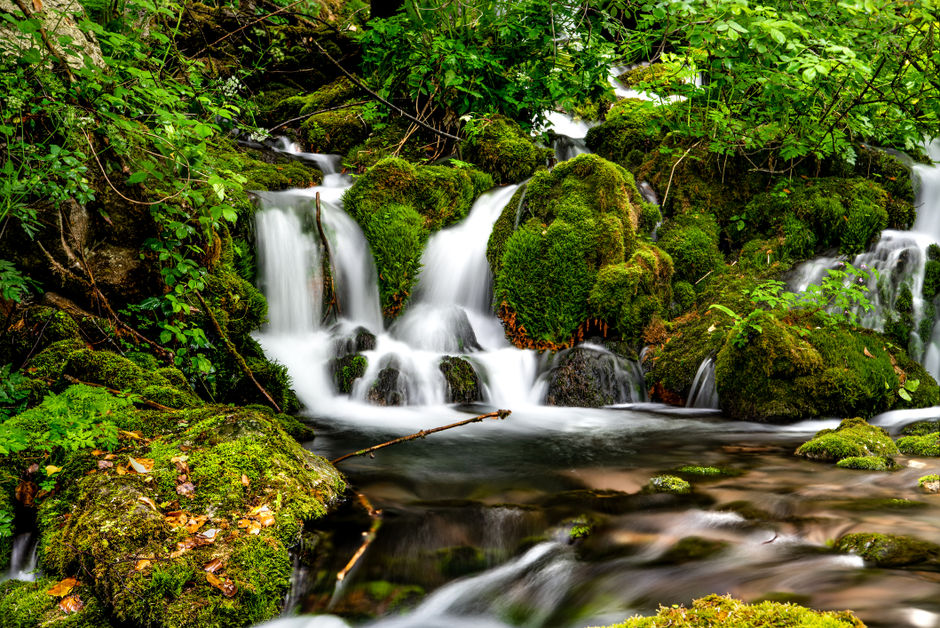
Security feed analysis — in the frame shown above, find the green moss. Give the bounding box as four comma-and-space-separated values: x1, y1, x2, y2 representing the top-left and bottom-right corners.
618, 64, 681, 89
796, 418, 899, 462
490, 155, 665, 346
675, 465, 734, 477
918, 474, 939, 491
210, 141, 321, 192
344, 158, 492, 317
333, 353, 367, 394
438, 356, 482, 403
0, 578, 111, 627
671, 281, 696, 315
603, 594, 864, 627
462, 115, 551, 184
301, 104, 370, 155
657, 213, 723, 284
585, 99, 667, 170
38, 407, 345, 628
269, 77, 359, 122
896, 433, 940, 456
835, 456, 895, 471
834, 532, 940, 567
645, 475, 690, 495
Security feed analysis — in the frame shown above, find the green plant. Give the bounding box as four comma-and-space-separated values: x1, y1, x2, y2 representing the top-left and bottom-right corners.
898, 378, 920, 402
0, 364, 29, 422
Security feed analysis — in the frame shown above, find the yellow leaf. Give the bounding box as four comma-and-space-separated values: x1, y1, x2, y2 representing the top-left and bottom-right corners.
138, 496, 159, 511
47, 578, 79, 597
134, 560, 151, 571
128, 457, 154, 474
45, 465, 62, 476
58, 595, 84, 614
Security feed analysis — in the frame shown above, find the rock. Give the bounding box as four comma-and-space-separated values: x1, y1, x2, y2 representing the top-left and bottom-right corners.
545, 346, 636, 407
644, 475, 691, 495
651, 536, 729, 565
835, 456, 896, 471
918, 474, 940, 493
439, 356, 482, 404
0, 0, 105, 69
796, 418, 899, 462
331, 353, 368, 394
461, 115, 552, 185
835, 532, 940, 567
368, 366, 408, 406
896, 433, 940, 456
332, 326, 377, 358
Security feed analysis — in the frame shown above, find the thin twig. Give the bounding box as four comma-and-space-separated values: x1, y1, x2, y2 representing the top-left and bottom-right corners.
192, 0, 306, 58
661, 141, 701, 210
336, 492, 382, 584
331, 410, 511, 465
82, 131, 184, 206
309, 39, 462, 142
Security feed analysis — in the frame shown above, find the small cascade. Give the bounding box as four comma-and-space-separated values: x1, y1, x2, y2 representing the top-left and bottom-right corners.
3, 532, 38, 582
273, 138, 348, 187
789, 142, 940, 375
543, 111, 591, 162
686, 357, 719, 409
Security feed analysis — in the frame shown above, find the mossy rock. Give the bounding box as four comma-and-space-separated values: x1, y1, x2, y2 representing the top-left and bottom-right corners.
344, 158, 493, 318
545, 346, 637, 407
645, 475, 690, 495
834, 532, 940, 567
0, 578, 112, 627
796, 418, 898, 462
652, 536, 729, 565
584, 98, 668, 171
918, 474, 939, 492
210, 141, 321, 192
489, 154, 667, 346
618, 64, 682, 90
38, 406, 345, 628
835, 456, 896, 471
743, 177, 894, 258
896, 433, 940, 456
332, 353, 368, 395
657, 213, 724, 285
461, 115, 552, 184
268, 77, 360, 123
603, 593, 864, 627
438, 356, 482, 404
714, 314, 939, 421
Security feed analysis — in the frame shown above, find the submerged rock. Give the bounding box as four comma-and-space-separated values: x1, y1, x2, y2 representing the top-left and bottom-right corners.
545, 346, 636, 407
644, 475, 691, 495
919, 474, 940, 493
439, 356, 482, 404
835, 532, 940, 567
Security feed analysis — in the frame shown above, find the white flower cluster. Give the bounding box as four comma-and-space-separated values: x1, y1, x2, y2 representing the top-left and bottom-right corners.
270, 47, 285, 63
248, 127, 271, 142
220, 76, 244, 98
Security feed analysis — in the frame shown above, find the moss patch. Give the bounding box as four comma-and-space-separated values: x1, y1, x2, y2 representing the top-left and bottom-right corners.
439, 356, 482, 404
344, 158, 493, 317
896, 433, 940, 456
834, 532, 940, 567
462, 115, 551, 184
601, 593, 864, 627
796, 418, 898, 462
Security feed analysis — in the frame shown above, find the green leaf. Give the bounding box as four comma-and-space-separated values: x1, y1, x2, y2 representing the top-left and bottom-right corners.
769, 28, 785, 44
802, 66, 817, 82
127, 172, 148, 184
898, 388, 912, 402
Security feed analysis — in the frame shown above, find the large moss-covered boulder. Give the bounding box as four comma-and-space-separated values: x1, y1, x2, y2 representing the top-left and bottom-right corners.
488, 154, 667, 347
461, 115, 551, 184
603, 594, 864, 627
714, 314, 938, 421
37, 406, 345, 628
584, 98, 667, 171
657, 213, 724, 285
796, 418, 899, 462
344, 158, 493, 318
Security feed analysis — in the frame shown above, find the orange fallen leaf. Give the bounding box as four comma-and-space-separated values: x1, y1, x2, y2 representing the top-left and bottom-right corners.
206, 572, 237, 597
248, 504, 271, 517
241, 474, 250, 487
863, 347, 875, 359
134, 560, 151, 571
58, 594, 84, 613
176, 482, 195, 498
91, 449, 106, 456
47, 578, 79, 597
119, 430, 145, 440
128, 457, 154, 474
204, 558, 224, 573
186, 515, 208, 534
257, 511, 276, 528
165, 511, 188, 527
104, 454, 115, 460
115, 466, 127, 476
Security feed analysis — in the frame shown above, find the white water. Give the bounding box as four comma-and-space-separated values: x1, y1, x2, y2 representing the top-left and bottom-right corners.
789, 141, 940, 376
686, 357, 719, 409
2, 532, 38, 582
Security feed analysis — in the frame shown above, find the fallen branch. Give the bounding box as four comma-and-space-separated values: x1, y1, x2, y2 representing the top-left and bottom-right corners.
267, 100, 367, 134
315, 192, 341, 320
660, 141, 701, 210
331, 409, 511, 465
309, 39, 462, 143
335, 492, 382, 584
195, 292, 282, 413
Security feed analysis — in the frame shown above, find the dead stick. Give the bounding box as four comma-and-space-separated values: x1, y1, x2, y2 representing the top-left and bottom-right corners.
60, 375, 178, 412
195, 292, 282, 413
309, 39, 462, 142
336, 492, 382, 584
331, 410, 511, 465
315, 192, 341, 319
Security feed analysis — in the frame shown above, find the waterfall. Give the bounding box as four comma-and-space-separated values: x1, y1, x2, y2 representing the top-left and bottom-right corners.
789, 142, 940, 377
544, 111, 591, 162
686, 357, 719, 409
3, 532, 38, 582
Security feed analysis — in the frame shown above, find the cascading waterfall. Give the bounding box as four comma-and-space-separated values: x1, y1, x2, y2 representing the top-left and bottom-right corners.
3, 532, 38, 582
790, 141, 940, 377
686, 357, 719, 409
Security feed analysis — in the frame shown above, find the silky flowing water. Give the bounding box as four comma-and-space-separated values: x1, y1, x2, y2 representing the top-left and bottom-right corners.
251, 128, 940, 628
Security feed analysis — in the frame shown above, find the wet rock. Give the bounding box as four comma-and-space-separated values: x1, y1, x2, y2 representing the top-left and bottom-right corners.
331, 353, 368, 394
795, 418, 898, 462
435, 545, 487, 578
644, 474, 691, 495
545, 346, 636, 408
835, 532, 940, 567
368, 367, 408, 406
896, 432, 940, 456
835, 456, 897, 471
332, 326, 377, 357
901, 419, 940, 436
651, 536, 729, 565
919, 474, 940, 493
439, 356, 482, 403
